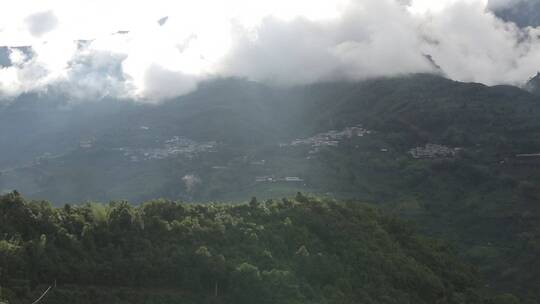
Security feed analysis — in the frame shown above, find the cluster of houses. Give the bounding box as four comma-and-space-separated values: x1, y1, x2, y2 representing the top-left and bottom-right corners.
408, 144, 460, 159
32, 152, 55, 165
79, 137, 96, 149
281, 125, 371, 152
509, 153, 540, 166
255, 176, 304, 183
116, 136, 217, 162
249, 160, 266, 166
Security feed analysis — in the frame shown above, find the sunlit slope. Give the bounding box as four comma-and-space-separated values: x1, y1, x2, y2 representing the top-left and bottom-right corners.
0, 192, 500, 304
2, 74, 540, 203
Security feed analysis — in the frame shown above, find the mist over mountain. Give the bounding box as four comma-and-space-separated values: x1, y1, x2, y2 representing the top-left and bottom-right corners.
2, 74, 540, 302
2, 0, 540, 103
3, 73, 540, 202
490, 0, 540, 27
2, 1, 540, 304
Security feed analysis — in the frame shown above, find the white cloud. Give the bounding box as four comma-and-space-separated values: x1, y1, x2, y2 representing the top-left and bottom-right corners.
409, 0, 488, 14
25, 10, 58, 37
61, 49, 132, 100
0, 0, 540, 102
140, 64, 199, 101
221, 0, 435, 85
8, 48, 28, 65
420, 1, 540, 85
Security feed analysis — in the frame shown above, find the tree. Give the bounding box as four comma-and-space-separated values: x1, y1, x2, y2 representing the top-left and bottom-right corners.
249, 197, 259, 208
230, 263, 264, 303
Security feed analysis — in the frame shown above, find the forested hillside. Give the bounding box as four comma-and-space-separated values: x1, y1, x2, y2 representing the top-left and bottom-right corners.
3, 75, 540, 203
2, 1, 540, 303
0, 192, 522, 304
2, 75, 540, 301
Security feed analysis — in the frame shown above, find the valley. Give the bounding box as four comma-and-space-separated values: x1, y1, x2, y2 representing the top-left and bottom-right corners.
1, 75, 540, 302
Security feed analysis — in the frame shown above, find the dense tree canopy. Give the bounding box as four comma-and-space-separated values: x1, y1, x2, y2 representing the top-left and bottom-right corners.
0, 192, 518, 304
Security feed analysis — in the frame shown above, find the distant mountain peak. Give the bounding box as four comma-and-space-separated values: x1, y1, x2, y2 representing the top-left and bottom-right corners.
490, 0, 540, 27
525, 71, 540, 95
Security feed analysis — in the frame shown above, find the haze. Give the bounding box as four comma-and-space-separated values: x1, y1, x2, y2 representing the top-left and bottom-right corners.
2, 0, 540, 102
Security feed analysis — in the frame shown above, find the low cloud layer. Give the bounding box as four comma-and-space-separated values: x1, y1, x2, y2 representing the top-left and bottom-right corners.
488, 0, 540, 27
224, 0, 540, 87
221, 2, 434, 85
487, 0, 530, 9
25, 10, 58, 38
1, 0, 540, 102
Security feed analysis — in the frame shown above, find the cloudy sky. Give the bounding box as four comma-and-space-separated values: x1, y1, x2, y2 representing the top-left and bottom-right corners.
0, 0, 538, 102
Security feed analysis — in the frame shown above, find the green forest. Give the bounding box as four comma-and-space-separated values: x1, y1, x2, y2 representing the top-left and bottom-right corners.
1, 76, 540, 304
0, 191, 531, 304
1, 0, 540, 303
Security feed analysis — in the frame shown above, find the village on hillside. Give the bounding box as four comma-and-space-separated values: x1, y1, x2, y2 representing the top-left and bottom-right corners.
408, 144, 461, 159
114, 136, 218, 162
281, 125, 372, 153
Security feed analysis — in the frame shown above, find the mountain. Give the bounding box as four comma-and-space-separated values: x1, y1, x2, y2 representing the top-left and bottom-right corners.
3, 75, 540, 203
525, 72, 540, 95
0, 92, 139, 170
491, 0, 540, 27
0, 192, 515, 304
1, 74, 540, 301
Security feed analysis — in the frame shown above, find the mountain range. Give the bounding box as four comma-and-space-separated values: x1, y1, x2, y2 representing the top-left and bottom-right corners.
491, 0, 540, 27
1, 74, 540, 300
